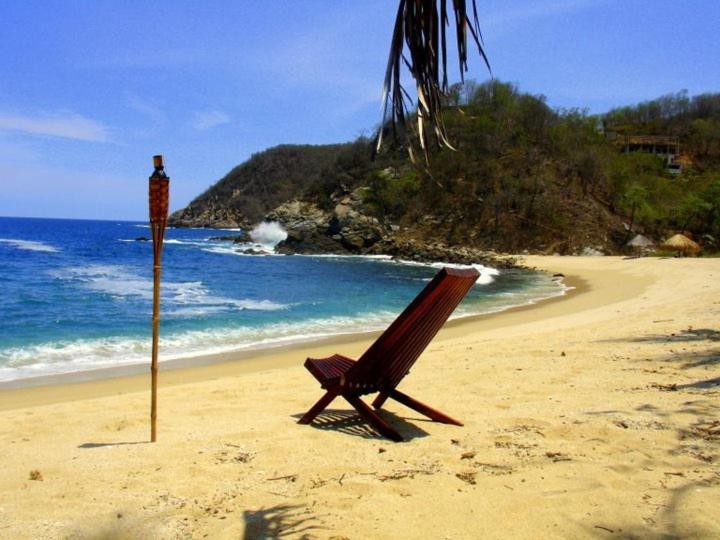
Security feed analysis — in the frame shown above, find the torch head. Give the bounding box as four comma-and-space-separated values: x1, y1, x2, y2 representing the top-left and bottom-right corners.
149, 155, 170, 224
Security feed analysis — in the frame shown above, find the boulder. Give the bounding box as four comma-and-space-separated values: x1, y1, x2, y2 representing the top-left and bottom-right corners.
581, 247, 605, 256
627, 234, 655, 251
268, 200, 343, 254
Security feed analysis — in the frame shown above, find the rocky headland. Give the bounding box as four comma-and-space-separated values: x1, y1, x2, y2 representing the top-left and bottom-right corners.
167, 84, 720, 260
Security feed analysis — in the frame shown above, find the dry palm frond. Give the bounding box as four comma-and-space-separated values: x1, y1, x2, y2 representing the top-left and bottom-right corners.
377, 0, 491, 161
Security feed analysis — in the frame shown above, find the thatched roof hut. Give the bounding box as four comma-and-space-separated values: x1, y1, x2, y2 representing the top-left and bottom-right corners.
661, 234, 701, 255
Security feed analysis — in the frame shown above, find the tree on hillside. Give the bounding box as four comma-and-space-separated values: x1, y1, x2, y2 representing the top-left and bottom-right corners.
378, 0, 490, 160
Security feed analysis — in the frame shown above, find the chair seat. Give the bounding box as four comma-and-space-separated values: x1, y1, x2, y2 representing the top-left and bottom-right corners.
304, 354, 356, 388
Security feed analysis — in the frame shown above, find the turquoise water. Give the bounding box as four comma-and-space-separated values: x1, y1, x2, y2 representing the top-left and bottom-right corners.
0, 217, 566, 381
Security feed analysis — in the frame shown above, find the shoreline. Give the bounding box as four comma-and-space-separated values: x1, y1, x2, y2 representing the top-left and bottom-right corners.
0, 273, 584, 410
0, 252, 540, 389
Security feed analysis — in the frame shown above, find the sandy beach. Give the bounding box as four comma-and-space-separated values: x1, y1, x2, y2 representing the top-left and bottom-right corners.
0, 255, 718, 539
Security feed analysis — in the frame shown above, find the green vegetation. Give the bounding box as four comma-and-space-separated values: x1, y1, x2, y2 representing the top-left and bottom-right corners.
172, 81, 720, 254
173, 144, 352, 225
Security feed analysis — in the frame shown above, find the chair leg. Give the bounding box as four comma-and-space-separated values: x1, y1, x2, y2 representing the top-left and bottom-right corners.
298, 389, 338, 425
344, 394, 403, 442
372, 391, 390, 410
388, 389, 463, 426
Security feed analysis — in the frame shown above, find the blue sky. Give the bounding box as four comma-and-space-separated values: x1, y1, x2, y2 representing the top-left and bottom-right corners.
1, 0, 718, 220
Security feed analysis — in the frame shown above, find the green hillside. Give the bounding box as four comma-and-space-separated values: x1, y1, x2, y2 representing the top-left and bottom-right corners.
170, 82, 720, 254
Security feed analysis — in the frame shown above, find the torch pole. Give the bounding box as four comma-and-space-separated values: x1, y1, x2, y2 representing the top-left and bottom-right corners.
151, 245, 161, 442
149, 155, 169, 443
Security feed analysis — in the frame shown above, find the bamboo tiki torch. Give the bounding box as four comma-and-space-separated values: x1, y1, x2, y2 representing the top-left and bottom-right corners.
148, 155, 169, 442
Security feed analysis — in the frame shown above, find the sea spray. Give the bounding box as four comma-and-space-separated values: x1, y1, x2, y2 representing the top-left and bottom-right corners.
250, 221, 288, 248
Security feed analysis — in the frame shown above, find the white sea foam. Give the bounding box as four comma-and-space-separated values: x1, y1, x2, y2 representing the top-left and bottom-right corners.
386, 259, 500, 285
0, 238, 60, 253
451, 276, 571, 320
250, 221, 288, 247
50, 264, 287, 311
298, 253, 393, 260
120, 238, 209, 246
182, 227, 244, 231
201, 244, 277, 257
0, 311, 396, 381
163, 239, 210, 246
297, 253, 499, 284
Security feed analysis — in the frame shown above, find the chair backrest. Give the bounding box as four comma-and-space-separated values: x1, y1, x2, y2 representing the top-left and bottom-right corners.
345, 267, 480, 392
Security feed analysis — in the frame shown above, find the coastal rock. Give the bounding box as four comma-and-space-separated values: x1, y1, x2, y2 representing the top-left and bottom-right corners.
368, 238, 517, 268
268, 200, 344, 254
580, 246, 605, 256
168, 205, 247, 229
266, 200, 328, 230
329, 187, 385, 251
209, 232, 251, 243
236, 248, 267, 255
264, 196, 517, 269
267, 196, 387, 254
627, 234, 655, 252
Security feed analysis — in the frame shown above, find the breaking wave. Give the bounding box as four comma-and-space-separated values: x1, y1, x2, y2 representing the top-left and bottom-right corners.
0, 238, 59, 253
49, 265, 287, 312
0, 311, 396, 381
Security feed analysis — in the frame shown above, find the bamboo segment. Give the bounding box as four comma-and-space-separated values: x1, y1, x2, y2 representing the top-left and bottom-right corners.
151, 261, 161, 442
148, 155, 169, 443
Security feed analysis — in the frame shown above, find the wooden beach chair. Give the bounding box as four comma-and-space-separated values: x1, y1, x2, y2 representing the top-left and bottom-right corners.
298, 267, 480, 441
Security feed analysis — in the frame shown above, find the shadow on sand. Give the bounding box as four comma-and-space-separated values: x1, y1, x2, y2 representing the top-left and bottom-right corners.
603, 328, 720, 370
611, 327, 720, 344
292, 408, 428, 441
243, 503, 321, 539
78, 441, 150, 449
580, 326, 720, 537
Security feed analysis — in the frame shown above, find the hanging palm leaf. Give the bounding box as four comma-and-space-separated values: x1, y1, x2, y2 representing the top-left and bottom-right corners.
377, 0, 491, 161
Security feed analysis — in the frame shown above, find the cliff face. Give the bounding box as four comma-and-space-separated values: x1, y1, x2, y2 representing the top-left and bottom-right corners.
168, 144, 350, 228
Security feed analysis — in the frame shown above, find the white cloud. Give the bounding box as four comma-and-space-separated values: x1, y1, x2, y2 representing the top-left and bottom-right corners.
484, 0, 605, 34
191, 110, 231, 131
0, 111, 113, 143
126, 94, 165, 124
257, 28, 384, 119
192, 110, 230, 131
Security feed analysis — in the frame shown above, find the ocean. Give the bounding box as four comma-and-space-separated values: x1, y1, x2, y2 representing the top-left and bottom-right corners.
0, 216, 567, 382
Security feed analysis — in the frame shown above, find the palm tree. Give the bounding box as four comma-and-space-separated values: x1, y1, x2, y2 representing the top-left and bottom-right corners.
378, 0, 490, 160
